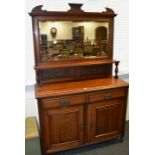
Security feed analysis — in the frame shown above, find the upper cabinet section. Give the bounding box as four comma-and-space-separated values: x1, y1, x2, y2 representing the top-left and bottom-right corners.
29, 3, 117, 64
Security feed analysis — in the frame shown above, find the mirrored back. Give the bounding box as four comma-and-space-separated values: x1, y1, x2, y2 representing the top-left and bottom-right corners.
39, 21, 109, 61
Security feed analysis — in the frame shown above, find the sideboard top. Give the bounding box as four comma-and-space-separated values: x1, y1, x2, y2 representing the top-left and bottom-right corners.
35, 77, 128, 98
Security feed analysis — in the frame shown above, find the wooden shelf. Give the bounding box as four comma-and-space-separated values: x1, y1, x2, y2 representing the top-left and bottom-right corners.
35, 77, 128, 98
35, 59, 120, 70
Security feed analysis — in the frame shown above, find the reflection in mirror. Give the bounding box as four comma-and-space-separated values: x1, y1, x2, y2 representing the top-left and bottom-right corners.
39, 21, 109, 61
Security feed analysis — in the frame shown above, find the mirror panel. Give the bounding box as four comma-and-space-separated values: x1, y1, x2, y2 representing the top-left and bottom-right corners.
39, 21, 109, 61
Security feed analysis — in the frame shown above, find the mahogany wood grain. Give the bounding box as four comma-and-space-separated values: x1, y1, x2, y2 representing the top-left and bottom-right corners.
37, 82, 128, 154
29, 5, 117, 17
35, 59, 119, 70
39, 105, 84, 154
37, 86, 128, 154
29, 3, 118, 84
40, 94, 86, 109
38, 64, 112, 84
35, 77, 128, 98
89, 99, 123, 143
89, 88, 126, 103
29, 4, 129, 155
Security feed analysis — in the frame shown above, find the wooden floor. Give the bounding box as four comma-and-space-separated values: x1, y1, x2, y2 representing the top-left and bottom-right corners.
50, 121, 129, 155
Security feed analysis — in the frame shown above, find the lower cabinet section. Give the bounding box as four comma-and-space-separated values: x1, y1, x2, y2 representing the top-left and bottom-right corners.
38, 88, 128, 154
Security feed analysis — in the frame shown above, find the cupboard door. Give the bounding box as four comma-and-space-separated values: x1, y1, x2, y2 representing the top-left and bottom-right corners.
89, 99, 123, 143
42, 105, 84, 153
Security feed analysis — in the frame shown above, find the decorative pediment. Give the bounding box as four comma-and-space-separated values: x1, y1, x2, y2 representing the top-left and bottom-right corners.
31, 5, 46, 13
29, 3, 116, 17
67, 3, 84, 13
102, 8, 115, 14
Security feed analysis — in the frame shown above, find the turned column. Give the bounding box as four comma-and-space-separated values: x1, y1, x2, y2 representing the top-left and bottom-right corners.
114, 61, 119, 78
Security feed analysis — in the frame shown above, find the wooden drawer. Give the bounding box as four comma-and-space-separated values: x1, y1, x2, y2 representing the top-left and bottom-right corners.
89, 88, 126, 103
40, 95, 86, 109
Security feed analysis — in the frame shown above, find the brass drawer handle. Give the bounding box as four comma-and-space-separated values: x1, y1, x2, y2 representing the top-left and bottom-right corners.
104, 94, 112, 100
60, 100, 70, 107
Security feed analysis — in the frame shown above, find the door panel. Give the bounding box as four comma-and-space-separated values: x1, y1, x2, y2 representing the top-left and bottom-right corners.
50, 112, 78, 143
89, 99, 123, 142
42, 105, 84, 153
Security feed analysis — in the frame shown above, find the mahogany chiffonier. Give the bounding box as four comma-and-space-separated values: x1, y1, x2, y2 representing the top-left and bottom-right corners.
29, 3, 128, 155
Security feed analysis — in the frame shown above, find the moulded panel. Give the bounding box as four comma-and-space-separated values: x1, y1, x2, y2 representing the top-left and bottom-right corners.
89, 99, 123, 142
41, 105, 84, 153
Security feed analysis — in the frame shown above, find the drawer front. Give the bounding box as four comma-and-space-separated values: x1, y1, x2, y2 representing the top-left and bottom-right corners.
40, 95, 86, 109
89, 88, 126, 103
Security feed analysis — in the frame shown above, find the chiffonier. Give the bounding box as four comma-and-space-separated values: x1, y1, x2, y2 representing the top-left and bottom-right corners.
29, 3, 128, 155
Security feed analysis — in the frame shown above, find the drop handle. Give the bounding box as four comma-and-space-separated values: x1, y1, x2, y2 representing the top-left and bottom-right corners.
104, 94, 112, 100
60, 100, 70, 107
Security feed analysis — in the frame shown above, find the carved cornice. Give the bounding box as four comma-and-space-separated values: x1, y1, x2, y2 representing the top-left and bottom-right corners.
31, 5, 46, 13
29, 3, 116, 17
102, 8, 115, 14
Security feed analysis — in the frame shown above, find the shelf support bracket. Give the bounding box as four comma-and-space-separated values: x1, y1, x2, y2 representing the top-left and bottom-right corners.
114, 61, 119, 78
